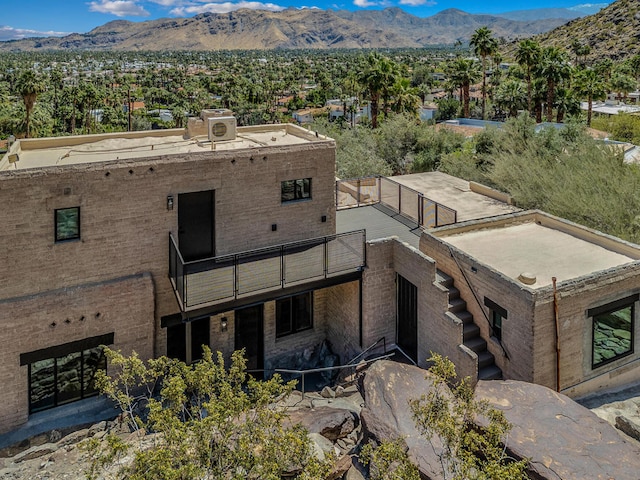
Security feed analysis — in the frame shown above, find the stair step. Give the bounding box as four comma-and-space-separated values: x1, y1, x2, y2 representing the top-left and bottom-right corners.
448, 297, 467, 313
447, 286, 460, 301
463, 323, 480, 341
478, 350, 495, 369
478, 365, 502, 381
454, 311, 473, 324
435, 269, 453, 287
464, 336, 487, 353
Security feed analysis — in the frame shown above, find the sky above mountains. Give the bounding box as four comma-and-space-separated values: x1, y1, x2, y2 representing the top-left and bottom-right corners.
1, 0, 610, 41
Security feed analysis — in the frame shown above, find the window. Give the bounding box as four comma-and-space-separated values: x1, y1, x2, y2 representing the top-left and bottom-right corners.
281, 178, 311, 203
276, 292, 313, 337
55, 207, 80, 242
484, 297, 507, 342
21, 333, 113, 414
590, 295, 636, 369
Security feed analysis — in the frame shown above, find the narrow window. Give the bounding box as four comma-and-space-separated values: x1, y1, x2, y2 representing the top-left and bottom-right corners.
276, 292, 313, 337
484, 297, 507, 342
281, 178, 311, 203
55, 207, 80, 242
590, 295, 636, 368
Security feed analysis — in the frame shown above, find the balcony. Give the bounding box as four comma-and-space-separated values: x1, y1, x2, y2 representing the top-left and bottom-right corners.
336, 176, 457, 228
169, 230, 366, 312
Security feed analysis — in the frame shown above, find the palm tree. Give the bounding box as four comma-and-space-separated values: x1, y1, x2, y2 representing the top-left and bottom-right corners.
536, 47, 571, 122
553, 87, 579, 123
390, 78, 420, 116
359, 53, 399, 128
574, 68, 607, 126
470, 26, 498, 119
447, 58, 481, 118
494, 79, 526, 118
515, 39, 541, 115
610, 72, 636, 102
16, 70, 45, 138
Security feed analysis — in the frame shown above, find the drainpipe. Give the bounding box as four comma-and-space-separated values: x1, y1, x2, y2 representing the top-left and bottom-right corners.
552, 277, 561, 392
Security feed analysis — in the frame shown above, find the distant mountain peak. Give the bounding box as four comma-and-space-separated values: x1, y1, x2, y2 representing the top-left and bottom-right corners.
0, 6, 570, 52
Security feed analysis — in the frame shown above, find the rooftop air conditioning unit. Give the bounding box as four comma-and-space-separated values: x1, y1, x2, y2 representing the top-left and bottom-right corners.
208, 116, 236, 142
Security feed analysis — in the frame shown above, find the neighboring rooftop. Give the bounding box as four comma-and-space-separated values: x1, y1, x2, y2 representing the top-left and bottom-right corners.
431, 211, 640, 288
0, 124, 330, 171
390, 172, 520, 222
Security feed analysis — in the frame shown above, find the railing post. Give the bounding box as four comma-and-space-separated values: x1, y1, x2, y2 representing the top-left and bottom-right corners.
435, 203, 439, 227
280, 245, 285, 288
377, 175, 381, 204
418, 194, 424, 226
357, 179, 361, 207
324, 236, 329, 278
234, 254, 239, 300
398, 183, 402, 215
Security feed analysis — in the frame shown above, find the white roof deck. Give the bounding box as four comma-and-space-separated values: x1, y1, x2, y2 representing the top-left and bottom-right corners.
433, 212, 640, 288
1, 124, 329, 171
391, 172, 520, 222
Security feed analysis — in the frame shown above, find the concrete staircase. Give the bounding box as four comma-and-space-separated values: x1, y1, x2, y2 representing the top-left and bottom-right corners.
436, 270, 502, 381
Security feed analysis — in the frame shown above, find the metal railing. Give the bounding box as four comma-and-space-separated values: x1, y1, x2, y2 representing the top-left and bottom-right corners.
169, 230, 366, 311
249, 337, 391, 399
336, 176, 457, 228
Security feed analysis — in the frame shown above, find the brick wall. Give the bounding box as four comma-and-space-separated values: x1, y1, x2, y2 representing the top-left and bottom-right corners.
0, 274, 154, 434
534, 264, 640, 397
0, 132, 336, 432
420, 233, 536, 382
325, 281, 361, 364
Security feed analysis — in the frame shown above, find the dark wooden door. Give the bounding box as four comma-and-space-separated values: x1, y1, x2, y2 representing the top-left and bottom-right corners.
178, 190, 214, 262
235, 304, 264, 376
397, 274, 418, 363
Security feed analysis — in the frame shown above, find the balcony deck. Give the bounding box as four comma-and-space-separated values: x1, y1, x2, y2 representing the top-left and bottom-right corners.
169, 230, 365, 312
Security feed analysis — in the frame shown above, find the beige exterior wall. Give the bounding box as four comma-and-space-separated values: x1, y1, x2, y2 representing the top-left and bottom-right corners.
325, 281, 361, 364
420, 233, 537, 383
0, 135, 337, 433
0, 274, 155, 434
534, 264, 640, 397
420, 230, 640, 396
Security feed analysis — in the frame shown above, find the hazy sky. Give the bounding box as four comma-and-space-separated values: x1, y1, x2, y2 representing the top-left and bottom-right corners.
0, 0, 610, 41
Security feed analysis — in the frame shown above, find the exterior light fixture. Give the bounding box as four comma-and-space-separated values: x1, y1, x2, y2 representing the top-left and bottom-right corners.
167, 195, 174, 211
220, 317, 228, 332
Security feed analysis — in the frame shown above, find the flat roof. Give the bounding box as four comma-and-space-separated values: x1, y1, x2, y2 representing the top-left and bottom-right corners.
390, 172, 520, 222
337, 204, 420, 248
433, 212, 640, 288
1, 124, 330, 171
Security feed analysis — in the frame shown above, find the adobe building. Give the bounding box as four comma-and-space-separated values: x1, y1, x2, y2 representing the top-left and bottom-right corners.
1, 112, 640, 437
0, 112, 364, 434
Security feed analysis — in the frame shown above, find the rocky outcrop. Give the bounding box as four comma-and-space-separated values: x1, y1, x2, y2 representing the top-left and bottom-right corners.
475, 379, 640, 480
360, 360, 446, 480
286, 407, 358, 441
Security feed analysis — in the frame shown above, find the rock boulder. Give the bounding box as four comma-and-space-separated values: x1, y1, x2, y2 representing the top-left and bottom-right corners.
475, 379, 640, 480
360, 360, 445, 480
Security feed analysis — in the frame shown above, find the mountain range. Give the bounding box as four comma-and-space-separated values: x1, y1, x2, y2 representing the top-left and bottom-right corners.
0, 7, 571, 52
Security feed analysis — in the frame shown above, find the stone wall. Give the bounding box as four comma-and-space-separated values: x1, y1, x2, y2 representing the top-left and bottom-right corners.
0, 274, 155, 434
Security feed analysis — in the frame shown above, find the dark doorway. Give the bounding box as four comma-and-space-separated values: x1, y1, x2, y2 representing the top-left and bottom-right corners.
397, 274, 418, 363
178, 190, 214, 262
190, 317, 210, 362
235, 304, 264, 377
166, 317, 210, 363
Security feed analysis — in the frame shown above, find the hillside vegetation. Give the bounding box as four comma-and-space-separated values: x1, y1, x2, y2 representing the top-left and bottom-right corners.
533, 0, 640, 61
